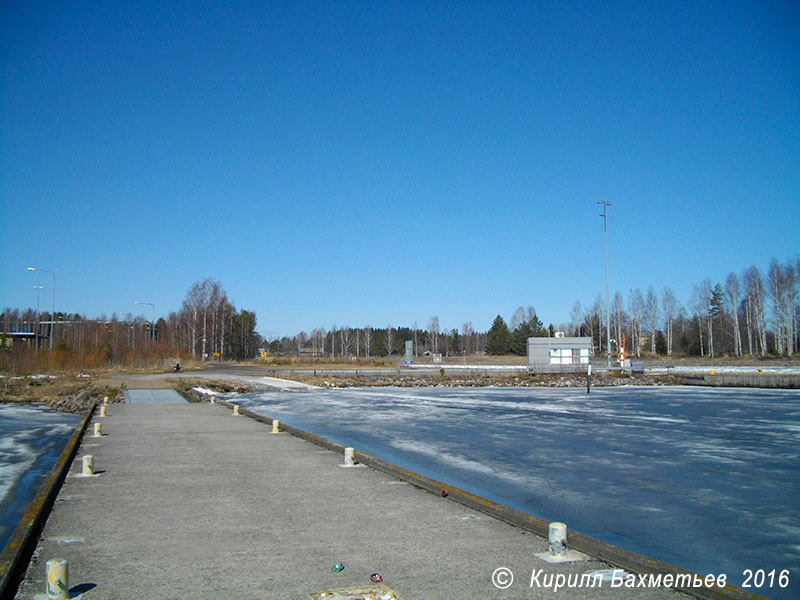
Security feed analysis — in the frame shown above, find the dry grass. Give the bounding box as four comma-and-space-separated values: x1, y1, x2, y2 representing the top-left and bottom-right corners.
0, 361, 201, 407
0, 372, 122, 407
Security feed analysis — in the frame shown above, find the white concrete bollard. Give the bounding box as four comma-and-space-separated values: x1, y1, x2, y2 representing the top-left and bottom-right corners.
548, 522, 568, 558
210, 396, 215, 404
344, 447, 355, 467
233, 404, 240, 416
535, 521, 585, 563
93, 423, 102, 437
103, 396, 109, 405
82, 456, 94, 476
271, 419, 280, 434
99, 405, 107, 418
45, 558, 69, 600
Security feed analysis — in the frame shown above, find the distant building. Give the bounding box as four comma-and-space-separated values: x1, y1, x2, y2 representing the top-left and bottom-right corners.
527, 333, 593, 373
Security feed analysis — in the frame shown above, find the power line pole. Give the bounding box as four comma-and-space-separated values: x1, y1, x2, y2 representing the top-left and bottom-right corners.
28, 267, 55, 350
598, 201, 612, 369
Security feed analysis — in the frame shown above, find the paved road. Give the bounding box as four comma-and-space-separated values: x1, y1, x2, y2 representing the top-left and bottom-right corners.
15, 402, 683, 600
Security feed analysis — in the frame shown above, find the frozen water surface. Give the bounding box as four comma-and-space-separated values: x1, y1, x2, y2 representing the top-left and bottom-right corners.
0, 404, 80, 551
236, 385, 800, 600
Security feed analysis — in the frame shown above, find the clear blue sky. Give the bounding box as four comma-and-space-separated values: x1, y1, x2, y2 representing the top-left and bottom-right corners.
2, 1, 798, 338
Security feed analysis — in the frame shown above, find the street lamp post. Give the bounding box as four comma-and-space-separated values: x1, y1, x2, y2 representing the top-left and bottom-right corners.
27, 267, 55, 350
33, 285, 43, 350
134, 301, 155, 344
597, 201, 612, 369
120, 313, 134, 353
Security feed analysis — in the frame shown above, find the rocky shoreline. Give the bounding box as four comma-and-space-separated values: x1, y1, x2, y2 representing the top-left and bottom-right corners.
0, 370, 705, 411
43, 386, 125, 413
287, 371, 685, 389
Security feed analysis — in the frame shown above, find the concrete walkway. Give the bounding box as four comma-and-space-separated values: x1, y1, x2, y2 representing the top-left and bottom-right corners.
124, 389, 187, 403
15, 402, 684, 600
111, 368, 318, 391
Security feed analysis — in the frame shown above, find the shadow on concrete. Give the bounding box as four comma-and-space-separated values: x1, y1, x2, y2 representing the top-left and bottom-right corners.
70, 582, 97, 596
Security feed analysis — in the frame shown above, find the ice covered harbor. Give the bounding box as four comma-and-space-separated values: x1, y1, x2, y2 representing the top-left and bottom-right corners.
3, 386, 798, 599
0, 404, 80, 551
228, 385, 800, 599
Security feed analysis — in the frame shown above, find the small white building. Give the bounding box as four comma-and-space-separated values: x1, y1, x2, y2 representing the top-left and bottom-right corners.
527, 334, 593, 373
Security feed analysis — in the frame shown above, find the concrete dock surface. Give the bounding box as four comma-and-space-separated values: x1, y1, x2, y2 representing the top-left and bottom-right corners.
15, 401, 685, 600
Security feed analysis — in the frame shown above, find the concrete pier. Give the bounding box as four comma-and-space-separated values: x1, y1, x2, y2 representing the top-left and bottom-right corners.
13, 401, 689, 599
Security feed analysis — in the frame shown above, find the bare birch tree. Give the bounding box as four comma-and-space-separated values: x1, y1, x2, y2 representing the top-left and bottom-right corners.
570, 301, 583, 338
340, 327, 352, 357
182, 282, 205, 358
384, 324, 395, 356
725, 273, 743, 357
690, 284, 707, 356
510, 307, 526, 332
612, 292, 624, 353
744, 265, 767, 356
311, 328, 325, 356
428, 316, 440, 354
363, 326, 373, 358
768, 259, 785, 355
646, 286, 658, 356
628, 290, 643, 358
661, 287, 677, 356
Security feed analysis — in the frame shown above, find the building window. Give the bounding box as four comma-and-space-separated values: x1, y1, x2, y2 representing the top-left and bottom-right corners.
549, 347, 590, 365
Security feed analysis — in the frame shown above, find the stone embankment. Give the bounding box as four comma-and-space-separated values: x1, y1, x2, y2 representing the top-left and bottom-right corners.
296, 372, 684, 389
45, 386, 124, 413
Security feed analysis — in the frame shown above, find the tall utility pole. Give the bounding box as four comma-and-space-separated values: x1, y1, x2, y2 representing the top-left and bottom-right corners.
33, 285, 43, 350
597, 201, 612, 369
27, 267, 55, 350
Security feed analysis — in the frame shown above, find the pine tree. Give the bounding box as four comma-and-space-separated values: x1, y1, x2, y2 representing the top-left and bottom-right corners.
447, 328, 461, 355
486, 315, 512, 355
511, 320, 533, 355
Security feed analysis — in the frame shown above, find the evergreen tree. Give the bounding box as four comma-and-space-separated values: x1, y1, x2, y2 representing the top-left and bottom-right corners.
529, 311, 545, 336
486, 315, 512, 355
511, 320, 533, 355
447, 328, 460, 355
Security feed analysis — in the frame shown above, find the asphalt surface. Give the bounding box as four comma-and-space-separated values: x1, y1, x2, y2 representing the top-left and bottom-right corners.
14, 401, 685, 600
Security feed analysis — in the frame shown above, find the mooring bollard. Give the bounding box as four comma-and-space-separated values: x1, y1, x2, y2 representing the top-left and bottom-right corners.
271, 419, 280, 434
549, 522, 568, 558
233, 404, 240, 416
82, 455, 94, 476
93, 423, 102, 437
343, 447, 355, 467
535, 521, 585, 562
45, 558, 69, 600
99, 405, 107, 417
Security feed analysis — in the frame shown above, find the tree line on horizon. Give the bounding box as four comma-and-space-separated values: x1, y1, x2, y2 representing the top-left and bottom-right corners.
268, 256, 799, 360
3, 256, 798, 373
0, 278, 259, 372
568, 256, 799, 359
262, 307, 553, 359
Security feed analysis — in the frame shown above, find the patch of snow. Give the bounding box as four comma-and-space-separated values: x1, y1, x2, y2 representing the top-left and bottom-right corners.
191, 386, 224, 397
